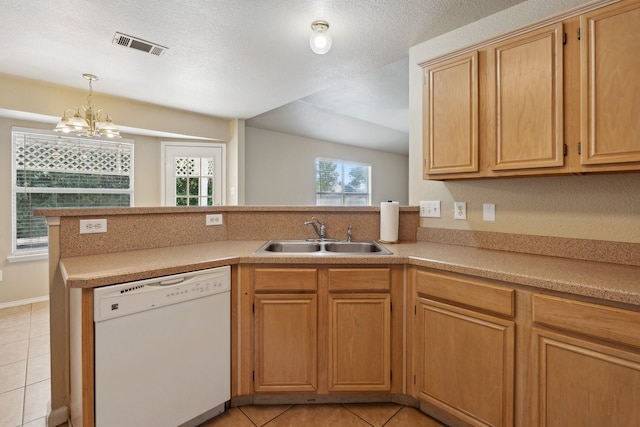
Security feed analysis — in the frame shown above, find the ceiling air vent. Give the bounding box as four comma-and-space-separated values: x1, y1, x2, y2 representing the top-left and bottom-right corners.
112, 32, 168, 56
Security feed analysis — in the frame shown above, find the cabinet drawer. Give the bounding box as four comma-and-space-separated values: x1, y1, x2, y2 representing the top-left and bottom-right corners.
533, 294, 640, 348
414, 269, 514, 317
254, 268, 317, 292
328, 268, 390, 292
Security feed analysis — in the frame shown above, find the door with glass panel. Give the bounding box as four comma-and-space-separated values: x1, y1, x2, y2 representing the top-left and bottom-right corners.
163, 143, 225, 206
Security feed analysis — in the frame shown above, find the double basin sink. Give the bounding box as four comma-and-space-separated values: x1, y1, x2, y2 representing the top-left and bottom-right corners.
256, 240, 392, 255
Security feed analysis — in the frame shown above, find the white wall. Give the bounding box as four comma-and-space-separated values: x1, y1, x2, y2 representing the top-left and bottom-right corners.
408, 0, 640, 243
245, 127, 408, 206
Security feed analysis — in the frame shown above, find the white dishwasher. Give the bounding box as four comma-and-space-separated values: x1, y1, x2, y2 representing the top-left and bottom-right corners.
93, 266, 230, 427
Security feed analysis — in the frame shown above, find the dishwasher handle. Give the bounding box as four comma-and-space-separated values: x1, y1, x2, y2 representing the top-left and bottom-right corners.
157, 277, 186, 286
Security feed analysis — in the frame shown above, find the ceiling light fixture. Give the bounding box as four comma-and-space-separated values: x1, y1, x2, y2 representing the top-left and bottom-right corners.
54, 73, 121, 138
310, 20, 332, 55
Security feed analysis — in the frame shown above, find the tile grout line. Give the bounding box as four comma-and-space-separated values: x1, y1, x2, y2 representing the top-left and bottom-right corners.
340, 403, 375, 427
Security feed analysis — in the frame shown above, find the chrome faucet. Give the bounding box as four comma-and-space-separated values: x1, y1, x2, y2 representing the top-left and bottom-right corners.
304, 216, 326, 239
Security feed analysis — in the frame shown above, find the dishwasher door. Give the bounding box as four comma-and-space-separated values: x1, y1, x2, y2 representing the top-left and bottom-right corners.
94, 266, 230, 427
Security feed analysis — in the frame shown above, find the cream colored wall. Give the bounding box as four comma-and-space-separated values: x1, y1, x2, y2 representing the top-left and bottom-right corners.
408, 0, 640, 243
0, 74, 236, 304
245, 127, 409, 206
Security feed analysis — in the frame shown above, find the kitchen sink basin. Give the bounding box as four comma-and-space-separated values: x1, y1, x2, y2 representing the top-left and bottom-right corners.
259, 241, 322, 253
255, 240, 392, 255
324, 242, 390, 253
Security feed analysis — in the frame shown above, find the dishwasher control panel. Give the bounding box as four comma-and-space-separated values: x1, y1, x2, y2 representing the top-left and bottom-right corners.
94, 266, 230, 322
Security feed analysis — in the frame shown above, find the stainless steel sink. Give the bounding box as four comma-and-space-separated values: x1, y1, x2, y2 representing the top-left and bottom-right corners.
324, 242, 390, 254
259, 241, 322, 253
255, 240, 392, 255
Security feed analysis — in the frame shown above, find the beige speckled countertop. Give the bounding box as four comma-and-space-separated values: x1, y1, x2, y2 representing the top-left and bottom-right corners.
60, 240, 640, 307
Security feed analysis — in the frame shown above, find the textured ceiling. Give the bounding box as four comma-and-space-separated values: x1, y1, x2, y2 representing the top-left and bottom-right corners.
0, 0, 524, 154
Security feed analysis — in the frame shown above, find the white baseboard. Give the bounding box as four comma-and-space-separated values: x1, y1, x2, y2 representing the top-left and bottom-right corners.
0, 295, 49, 310
47, 404, 69, 427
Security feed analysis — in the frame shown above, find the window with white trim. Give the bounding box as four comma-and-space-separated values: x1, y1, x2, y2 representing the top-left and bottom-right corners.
11, 128, 134, 256
315, 158, 371, 206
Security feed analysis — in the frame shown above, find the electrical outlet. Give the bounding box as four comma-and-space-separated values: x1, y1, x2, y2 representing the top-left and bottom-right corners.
419, 201, 441, 218
79, 219, 107, 234
206, 214, 224, 226
0, 270, 3, 282
483, 203, 496, 221
454, 202, 467, 220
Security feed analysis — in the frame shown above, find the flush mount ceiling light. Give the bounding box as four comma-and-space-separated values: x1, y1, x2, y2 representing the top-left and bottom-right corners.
310, 20, 332, 55
54, 73, 121, 139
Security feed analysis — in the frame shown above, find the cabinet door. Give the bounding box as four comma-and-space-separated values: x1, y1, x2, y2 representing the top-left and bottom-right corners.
488, 22, 564, 171
423, 51, 479, 176
580, 0, 640, 166
533, 328, 640, 427
254, 294, 317, 392
328, 293, 391, 391
415, 297, 515, 427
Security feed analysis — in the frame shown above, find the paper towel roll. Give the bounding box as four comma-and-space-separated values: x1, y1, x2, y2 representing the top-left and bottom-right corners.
380, 201, 399, 243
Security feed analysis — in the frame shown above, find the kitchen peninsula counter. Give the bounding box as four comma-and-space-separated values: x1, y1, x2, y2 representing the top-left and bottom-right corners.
60, 239, 640, 307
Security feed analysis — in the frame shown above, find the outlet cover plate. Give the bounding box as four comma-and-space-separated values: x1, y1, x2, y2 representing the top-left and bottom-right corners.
79, 219, 107, 234
454, 202, 467, 220
206, 214, 224, 226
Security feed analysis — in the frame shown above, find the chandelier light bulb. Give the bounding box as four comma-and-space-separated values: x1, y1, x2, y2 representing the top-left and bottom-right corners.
53, 73, 121, 138
310, 21, 332, 55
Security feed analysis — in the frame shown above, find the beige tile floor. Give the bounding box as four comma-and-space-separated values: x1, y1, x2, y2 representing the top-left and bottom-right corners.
0, 302, 50, 427
199, 403, 447, 427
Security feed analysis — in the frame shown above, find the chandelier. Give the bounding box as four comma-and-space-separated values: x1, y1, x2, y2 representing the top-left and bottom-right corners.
54, 73, 121, 138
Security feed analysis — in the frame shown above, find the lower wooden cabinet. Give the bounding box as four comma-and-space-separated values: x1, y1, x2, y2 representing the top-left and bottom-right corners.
240, 264, 402, 397
532, 328, 640, 427
412, 269, 515, 427
254, 293, 318, 392
409, 267, 640, 427
328, 292, 391, 391
531, 294, 640, 427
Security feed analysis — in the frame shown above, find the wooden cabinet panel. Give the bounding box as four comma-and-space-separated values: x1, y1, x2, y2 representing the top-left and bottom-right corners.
580, 0, 640, 166
423, 51, 479, 175
327, 267, 390, 292
415, 269, 514, 317
254, 294, 317, 392
533, 328, 640, 427
254, 267, 317, 292
416, 298, 515, 427
533, 294, 640, 348
328, 294, 391, 391
489, 22, 564, 171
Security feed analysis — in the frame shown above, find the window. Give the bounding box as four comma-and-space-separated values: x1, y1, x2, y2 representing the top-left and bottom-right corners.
11, 128, 134, 257
315, 158, 371, 206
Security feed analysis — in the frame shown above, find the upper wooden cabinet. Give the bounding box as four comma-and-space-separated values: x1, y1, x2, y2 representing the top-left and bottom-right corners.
580, 0, 640, 168
423, 51, 479, 176
488, 22, 564, 171
422, 0, 640, 180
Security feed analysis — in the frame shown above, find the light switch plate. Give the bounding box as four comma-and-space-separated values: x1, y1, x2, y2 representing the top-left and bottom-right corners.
483, 203, 496, 221
420, 201, 441, 218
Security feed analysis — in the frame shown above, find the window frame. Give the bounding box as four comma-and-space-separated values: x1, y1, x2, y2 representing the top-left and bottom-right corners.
10, 127, 134, 260
315, 157, 372, 206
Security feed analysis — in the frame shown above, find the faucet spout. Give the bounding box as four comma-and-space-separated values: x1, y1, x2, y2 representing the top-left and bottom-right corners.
304, 216, 326, 239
